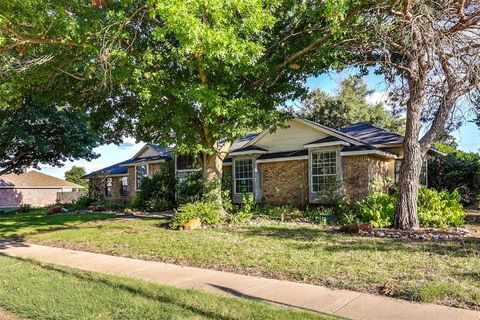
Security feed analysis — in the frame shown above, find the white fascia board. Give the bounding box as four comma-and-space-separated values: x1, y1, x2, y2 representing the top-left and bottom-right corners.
256, 156, 308, 163
340, 150, 398, 159
222, 162, 232, 166
228, 150, 267, 156
304, 141, 350, 148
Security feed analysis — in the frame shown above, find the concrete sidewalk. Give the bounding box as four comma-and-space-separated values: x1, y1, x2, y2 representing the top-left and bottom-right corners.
0, 240, 478, 320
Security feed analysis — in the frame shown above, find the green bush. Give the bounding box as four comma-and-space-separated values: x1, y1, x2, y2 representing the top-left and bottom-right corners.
227, 194, 255, 224
356, 191, 397, 228
355, 187, 465, 228
170, 201, 221, 229
305, 206, 336, 225
69, 195, 96, 211
134, 162, 176, 212
428, 145, 480, 207
176, 171, 203, 204
418, 188, 465, 228
16, 203, 33, 213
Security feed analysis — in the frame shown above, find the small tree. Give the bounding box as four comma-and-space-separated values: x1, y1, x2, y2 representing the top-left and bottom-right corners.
65, 166, 88, 189
351, 0, 480, 229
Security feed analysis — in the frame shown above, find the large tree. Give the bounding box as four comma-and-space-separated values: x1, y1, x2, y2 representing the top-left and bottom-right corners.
352, 0, 480, 229
0, 0, 371, 205
298, 75, 405, 133
0, 100, 100, 175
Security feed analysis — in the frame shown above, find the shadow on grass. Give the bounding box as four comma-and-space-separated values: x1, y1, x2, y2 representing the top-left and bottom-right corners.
10, 256, 244, 320
0, 211, 118, 238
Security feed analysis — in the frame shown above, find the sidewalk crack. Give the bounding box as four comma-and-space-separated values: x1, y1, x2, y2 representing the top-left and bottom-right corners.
331, 293, 364, 314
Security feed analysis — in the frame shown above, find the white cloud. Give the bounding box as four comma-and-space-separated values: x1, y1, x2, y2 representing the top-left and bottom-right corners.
366, 91, 389, 106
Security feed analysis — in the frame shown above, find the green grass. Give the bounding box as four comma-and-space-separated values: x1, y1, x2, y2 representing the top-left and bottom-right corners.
0, 255, 334, 320
28, 217, 480, 310
0, 210, 116, 238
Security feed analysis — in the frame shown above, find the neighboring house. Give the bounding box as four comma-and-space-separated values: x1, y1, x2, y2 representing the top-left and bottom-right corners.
85, 118, 436, 206
0, 170, 84, 208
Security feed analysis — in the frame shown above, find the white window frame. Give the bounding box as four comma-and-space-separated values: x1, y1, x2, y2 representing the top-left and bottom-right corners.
233, 158, 254, 195
106, 177, 113, 197
120, 176, 128, 196
135, 164, 149, 191
310, 149, 340, 194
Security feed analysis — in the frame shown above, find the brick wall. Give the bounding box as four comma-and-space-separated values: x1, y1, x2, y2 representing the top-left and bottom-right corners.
343, 155, 390, 203
260, 160, 309, 206
0, 188, 61, 207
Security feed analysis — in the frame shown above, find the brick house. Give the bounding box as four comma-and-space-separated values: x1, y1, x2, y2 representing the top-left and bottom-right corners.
85, 118, 437, 206
0, 170, 84, 208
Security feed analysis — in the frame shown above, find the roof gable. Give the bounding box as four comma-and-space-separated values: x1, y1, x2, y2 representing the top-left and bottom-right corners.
0, 171, 83, 189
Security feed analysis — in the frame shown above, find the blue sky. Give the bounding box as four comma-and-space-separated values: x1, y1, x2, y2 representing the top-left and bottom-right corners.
39, 69, 480, 179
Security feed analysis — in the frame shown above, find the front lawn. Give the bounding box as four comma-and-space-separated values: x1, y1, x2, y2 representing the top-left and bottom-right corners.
0, 255, 331, 320
28, 217, 480, 310
0, 210, 117, 238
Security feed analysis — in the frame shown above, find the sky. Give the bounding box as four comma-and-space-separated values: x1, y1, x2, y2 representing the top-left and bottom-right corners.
39, 69, 480, 179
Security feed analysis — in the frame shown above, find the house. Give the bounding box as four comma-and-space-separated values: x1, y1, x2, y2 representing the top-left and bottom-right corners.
0, 170, 84, 208
85, 118, 435, 206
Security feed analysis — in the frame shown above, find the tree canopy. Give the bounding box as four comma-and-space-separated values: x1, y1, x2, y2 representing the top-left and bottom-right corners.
0, 0, 371, 202
64, 166, 88, 189
0, 100, 100, 175
297, 75, 405, 133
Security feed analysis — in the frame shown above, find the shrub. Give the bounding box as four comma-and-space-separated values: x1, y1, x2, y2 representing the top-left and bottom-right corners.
428, 146, 480, 207
16, 203, 33, 213
417, 188, 465, 228
69, 195, 96, 211
227, 194, 255, 224
305, 206, 336, 225
355, 187, 465, 228
170, 201, 221, 229
356, 191, 397, 228
176, 171, 203, 204
134, 162, 176, 212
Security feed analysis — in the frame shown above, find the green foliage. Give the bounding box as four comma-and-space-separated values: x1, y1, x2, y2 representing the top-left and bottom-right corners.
0, 0, 370, 198
69, 195, 96, 211
176, 171, 203, 204
64, 166, 88, 189
305, 206, 336, 225
417, 189, 465, 228
257, 204, 304, 222
16, 204, 33, 214
429, 145, 480, 207
0, 101, 101, 175
356, 191, 397, 228
298, 76, 405, 134
355, 187, 465, 228
133, 163, 176, 212
171, 201, 221, 229
227, 194, 255, 224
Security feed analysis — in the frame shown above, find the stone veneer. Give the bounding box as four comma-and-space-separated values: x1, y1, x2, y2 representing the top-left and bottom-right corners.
342, 155, 391, 203
260, 160, 309, 206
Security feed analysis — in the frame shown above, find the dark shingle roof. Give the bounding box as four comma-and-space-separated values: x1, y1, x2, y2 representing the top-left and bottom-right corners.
305, 136, 344, 145
340, 123, 403, 145
120, 155, 173, 166
230, 133, 261, 151
82, 160, 130, 178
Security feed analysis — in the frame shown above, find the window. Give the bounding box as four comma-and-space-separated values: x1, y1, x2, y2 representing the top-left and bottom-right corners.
311, 151, 337, 193
106, 178, 112, 197
176, 155, 200, 170
135, 164, 148, 191
120, 176, 128, 196
234, 159, 253, 194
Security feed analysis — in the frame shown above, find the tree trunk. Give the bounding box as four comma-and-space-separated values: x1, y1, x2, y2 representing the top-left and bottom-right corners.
394, 139, 423, 229
393, 74, 424, 229
202, 151, 224, 206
